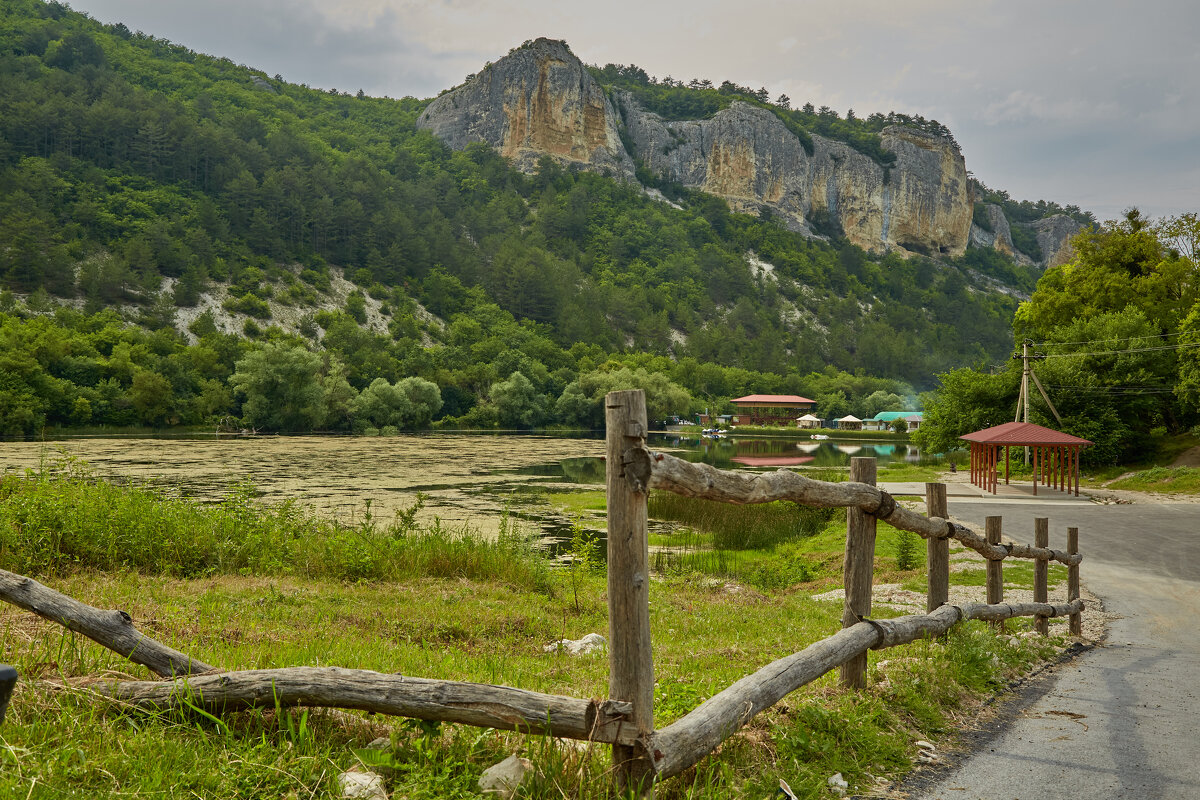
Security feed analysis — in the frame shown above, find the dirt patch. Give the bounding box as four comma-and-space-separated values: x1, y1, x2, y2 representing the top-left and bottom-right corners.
1171, 445, 1200, 467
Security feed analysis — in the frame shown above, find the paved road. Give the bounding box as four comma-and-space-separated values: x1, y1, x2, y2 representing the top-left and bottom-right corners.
905, 495, 1200, 800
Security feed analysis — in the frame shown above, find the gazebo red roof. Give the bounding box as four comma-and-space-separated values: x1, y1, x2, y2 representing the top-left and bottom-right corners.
731, 394, 815, 404
960, 422, 1092, 446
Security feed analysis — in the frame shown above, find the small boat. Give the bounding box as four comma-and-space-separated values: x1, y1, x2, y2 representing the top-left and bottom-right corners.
810, 434, 829, 440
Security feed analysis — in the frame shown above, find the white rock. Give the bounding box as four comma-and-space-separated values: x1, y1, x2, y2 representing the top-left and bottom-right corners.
366, 737, 390, 750
337, 770, 388, 800
915, 740, 936, 751
827, 772, 848, 796
543, 633, 607, 656
478, 754, 533, 798
918, 751, 939, 764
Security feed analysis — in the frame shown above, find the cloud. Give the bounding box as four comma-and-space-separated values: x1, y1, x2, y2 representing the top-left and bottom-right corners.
980, 90, 1120, 126
63, 0, 1200, 216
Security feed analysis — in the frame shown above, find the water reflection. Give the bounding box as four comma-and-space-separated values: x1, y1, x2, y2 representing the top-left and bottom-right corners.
651, 433, 928, 470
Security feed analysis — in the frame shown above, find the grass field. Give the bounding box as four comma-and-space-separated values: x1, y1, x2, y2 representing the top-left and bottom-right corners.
0, 463, 1067, 799
1106, 466, 1200, 494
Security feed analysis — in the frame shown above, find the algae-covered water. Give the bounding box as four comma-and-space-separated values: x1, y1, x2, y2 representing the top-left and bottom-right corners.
0, 432, 925, 537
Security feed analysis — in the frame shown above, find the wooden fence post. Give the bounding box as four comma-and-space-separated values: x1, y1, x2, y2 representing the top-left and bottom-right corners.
925, 482, 949, 614
841, 457, 877, 689
985, 516, 1004, 631
604, 390, 655, 796
1034, 518, 1049, 635
1068, 527, 1082, 636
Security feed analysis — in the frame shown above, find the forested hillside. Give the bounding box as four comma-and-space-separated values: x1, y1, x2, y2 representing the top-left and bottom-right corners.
915, 210, 1200, 464
0, 0, 1033, 435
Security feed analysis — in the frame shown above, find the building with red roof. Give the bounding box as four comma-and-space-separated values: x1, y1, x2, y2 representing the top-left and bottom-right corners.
730, 394, 816, 426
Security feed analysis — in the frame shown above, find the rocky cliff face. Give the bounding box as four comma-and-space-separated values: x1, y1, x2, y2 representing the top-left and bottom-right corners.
970, 203, 1017, 257
618, 97, 971, 256
418, 38, 1061, 264
1027, 215, 1082, 268
416, 39, 634, 177
970, 204, 1082, 268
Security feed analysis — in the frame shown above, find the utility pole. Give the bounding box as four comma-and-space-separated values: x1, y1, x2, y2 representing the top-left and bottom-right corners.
1012, 339, 1045, 465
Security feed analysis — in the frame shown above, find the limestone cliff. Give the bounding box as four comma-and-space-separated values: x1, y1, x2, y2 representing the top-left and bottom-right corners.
970, 204, 1082, 268
618, 97, 972, 256
969, 203, 1018, 257
1026, 215, 1082, 268
418, 38, 1068, 263
416, 39, 634, 176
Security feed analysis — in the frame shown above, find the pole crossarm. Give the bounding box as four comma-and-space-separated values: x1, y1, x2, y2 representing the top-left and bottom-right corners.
645, 450, 1082, 567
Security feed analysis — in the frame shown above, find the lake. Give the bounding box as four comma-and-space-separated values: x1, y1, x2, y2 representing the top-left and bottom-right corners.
0, 432, 927, 537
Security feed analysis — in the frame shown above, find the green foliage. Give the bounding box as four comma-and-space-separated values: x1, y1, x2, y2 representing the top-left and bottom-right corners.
894, 528, 921, 570
972, 179, 1096, 228
920, 210, 1200, 464
565, 516, 600, 613
229, 342, 326, 431
0, 461, 551, 590
0, 0, 1048, 437
354, 375, 442, 430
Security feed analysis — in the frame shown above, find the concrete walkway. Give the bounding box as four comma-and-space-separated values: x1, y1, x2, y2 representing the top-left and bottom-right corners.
901, 494, 1200, 800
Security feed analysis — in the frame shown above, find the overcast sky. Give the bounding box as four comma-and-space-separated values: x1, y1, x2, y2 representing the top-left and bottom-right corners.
65, 0, 1199, 221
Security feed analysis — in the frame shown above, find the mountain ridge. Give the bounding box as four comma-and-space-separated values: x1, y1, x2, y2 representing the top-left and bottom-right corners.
418, 37, 1083, 266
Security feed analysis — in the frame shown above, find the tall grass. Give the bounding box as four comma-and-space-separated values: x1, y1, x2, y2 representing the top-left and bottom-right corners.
648, 491, 837, 550
0, 459, 552, 593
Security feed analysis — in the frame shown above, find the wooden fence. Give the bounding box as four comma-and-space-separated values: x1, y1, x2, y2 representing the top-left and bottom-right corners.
0, 389, 1084, 798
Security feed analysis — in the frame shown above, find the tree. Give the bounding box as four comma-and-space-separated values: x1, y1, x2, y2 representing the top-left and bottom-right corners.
575, 367, 691, 425
911, 368, 1018, 454
490, 371, 544, 428
354, 378, 412, 430
229, 343, 325, 431
861, 390, 904, 419
130, 370, 173, 426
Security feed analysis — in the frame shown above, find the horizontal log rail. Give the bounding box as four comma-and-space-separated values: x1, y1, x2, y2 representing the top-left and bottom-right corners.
647, 599, 1084, 780
640, 449, 1081, 566
88, 667, 638, 746
0, 569, 215, 677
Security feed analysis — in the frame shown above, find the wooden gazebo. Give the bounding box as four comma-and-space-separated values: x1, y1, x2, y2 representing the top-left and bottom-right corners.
960, 422, 1092, 496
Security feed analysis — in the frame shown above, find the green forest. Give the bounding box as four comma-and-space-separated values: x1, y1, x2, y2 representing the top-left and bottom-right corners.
2, 0, 1177, 446
915, 210, 1200, 464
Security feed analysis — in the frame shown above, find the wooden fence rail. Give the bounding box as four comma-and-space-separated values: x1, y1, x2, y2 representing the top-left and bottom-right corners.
0, 390, 1084, 799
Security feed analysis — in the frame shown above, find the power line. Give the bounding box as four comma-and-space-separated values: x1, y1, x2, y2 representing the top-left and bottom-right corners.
1041, 341, 1200, 359
1032, 331, 1188, 348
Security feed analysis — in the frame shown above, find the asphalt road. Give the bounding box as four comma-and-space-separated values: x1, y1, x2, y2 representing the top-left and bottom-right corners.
905, 496, 1200, 800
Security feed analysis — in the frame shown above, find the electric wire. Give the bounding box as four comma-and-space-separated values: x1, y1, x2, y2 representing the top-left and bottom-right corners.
1031, 331, 1188, 348
1040, 341, 1200, 358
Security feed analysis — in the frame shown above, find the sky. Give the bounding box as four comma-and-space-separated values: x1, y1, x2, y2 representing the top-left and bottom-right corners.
63, 0, 1199, 221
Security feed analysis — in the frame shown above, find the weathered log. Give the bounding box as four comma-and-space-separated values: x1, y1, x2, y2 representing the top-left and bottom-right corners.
90, 667, 639, 745
648, 597, 1084, 780
0, 568, 214, 677
986, 517, 1004, 631
645, 451, 1082, 566
1034, 518, 1049, 635
840, 458, 876, 689
604, 390, 655, 796
1068, 527, 1082, 636
925, 483, 950, 614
